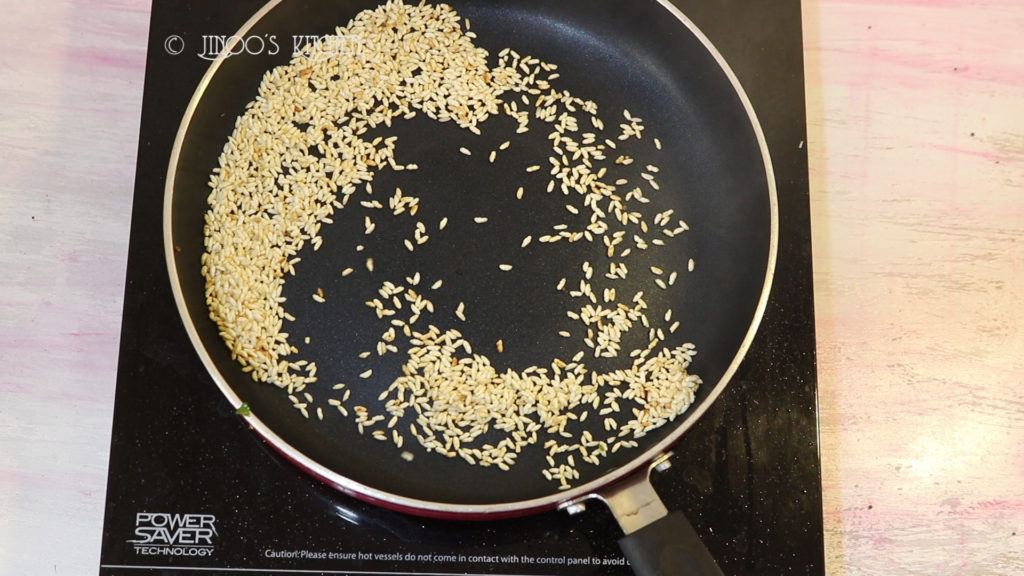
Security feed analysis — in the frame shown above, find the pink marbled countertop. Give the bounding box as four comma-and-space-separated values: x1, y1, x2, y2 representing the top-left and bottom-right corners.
1, 1, 1022, 574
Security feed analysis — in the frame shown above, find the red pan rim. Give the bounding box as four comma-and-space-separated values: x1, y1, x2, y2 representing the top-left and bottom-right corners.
163, 0, 779, 519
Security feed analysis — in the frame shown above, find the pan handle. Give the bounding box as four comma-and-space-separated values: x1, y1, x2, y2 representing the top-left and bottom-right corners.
618, 511, 723, 576
592, 454, 724, 576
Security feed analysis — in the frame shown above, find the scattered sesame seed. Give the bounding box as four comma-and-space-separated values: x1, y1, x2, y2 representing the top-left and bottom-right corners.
200, 1, 701, 490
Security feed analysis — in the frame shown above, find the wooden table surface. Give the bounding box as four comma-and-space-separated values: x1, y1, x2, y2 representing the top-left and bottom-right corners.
1, 0, 1021, 574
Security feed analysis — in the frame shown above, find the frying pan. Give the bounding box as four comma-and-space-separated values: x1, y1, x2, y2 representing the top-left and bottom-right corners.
165, 0, 777, 574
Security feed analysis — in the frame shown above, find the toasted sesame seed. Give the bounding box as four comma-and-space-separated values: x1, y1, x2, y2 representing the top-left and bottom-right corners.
201, 1, 700, 489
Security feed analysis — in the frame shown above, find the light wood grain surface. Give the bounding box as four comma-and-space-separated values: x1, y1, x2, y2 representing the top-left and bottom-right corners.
1, 1, 1021, 574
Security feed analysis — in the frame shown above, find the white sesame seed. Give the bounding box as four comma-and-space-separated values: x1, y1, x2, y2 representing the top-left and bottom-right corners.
201, 1, 701, 489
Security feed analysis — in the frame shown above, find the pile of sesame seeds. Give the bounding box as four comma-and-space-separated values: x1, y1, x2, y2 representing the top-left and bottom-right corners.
202, 0, 700, 490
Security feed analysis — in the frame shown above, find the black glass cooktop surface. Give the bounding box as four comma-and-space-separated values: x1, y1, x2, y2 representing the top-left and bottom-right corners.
99, 0, 822, 574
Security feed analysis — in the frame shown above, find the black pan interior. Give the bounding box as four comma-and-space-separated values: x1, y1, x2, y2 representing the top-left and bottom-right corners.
169, 0, 772, 507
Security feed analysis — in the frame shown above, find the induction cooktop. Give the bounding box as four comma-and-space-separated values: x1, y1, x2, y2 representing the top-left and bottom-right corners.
98, 1, 823, 574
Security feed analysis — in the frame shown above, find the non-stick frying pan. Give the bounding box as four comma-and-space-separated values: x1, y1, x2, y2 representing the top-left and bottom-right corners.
165, 1, 777, 574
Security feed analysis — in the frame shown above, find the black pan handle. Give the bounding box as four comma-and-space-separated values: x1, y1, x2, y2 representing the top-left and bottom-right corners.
618, 511, 724, 576
589, 454, 724, 576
